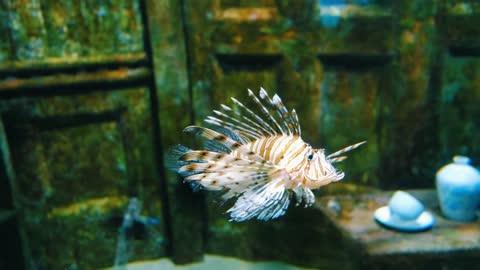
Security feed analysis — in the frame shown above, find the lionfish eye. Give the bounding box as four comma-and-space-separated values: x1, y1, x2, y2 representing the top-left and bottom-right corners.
307, 153, 314, 160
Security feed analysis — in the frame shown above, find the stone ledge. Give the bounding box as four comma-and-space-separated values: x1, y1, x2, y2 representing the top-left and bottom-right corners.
315, 189, 480, 268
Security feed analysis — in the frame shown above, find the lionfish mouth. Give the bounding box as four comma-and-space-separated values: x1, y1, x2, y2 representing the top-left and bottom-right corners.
304, 169, 345, 188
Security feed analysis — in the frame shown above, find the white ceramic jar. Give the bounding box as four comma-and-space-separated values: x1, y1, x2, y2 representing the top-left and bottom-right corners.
436, 156, 480, 221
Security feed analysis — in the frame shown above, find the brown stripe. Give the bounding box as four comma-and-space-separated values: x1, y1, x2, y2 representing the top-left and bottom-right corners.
271, 136, 291, 162
213, 134, 227, 141
264, 136, 283, 161
288, 142, 309, 171
276, 136, 300, 163
316, 153, 324, 176
259, 137, 271, 157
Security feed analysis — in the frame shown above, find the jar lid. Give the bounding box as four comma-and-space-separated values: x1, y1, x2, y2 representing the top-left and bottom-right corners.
437, 155, 480, 183
453, 155, 471, 165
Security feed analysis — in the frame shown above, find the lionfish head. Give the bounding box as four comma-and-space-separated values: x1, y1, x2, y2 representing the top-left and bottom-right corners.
304, 148, 345, 189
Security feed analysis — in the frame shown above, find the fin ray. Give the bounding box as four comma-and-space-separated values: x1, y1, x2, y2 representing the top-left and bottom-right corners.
165, 144, 191, 172
184, 126, 242, 151
327, 141, 367, 159
231, 97, 277, 135
248, 89, 284, 135
259, 88, 300, 136
227, 170, 291, 221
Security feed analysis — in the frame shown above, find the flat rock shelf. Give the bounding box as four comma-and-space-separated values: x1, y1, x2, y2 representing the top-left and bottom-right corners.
315, 189, 480, 270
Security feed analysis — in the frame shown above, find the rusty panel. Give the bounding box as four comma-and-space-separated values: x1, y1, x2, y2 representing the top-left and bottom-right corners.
443, 1, 480, 48
2, 0, 143, 62
197, 54, 284, 122
0, 1, 12, 62
5, 0, 47, 60
3, 88, 165, 269
315, 0, 393, 54
439, 1, 480, 166
214, 0, 278, 21
377, 0, 440, 189
11, 122, 129, 269
440, 55, 480, 166
313, 1, 392, 189
143, 0, 206, 263
319, 67, 383, 186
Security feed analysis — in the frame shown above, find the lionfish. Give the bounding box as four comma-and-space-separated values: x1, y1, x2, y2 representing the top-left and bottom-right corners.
168, 88, 365, 222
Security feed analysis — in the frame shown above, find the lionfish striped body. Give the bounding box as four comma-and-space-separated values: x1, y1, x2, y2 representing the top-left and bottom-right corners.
168, 88, 365, 222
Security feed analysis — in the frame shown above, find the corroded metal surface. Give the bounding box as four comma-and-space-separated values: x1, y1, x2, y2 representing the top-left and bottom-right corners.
2, 87, 166, 269
144, 0, 206, 263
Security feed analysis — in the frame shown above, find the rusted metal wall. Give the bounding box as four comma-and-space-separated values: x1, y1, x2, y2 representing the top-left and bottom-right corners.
0, 0, 181, 269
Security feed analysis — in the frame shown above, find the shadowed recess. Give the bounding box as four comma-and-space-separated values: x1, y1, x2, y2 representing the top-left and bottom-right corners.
215, 54, 282, 73
317, 53, 392, 71
3, 108, 126, 132
448, 46, 480, 57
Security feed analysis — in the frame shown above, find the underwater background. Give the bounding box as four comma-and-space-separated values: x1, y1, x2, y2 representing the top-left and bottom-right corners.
0, 0, 479, 269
